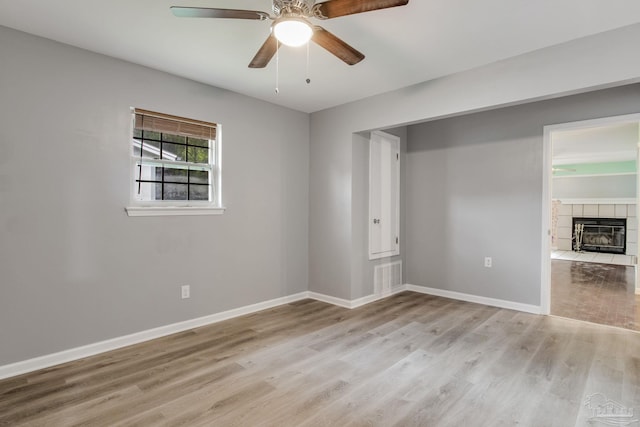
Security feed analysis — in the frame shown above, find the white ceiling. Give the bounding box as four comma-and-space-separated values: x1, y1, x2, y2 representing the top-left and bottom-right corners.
553, 122, 640, 165
1, 1, 640, 113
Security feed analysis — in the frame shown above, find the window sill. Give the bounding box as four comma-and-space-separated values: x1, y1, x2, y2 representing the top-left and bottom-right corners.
125, 206, 226, 217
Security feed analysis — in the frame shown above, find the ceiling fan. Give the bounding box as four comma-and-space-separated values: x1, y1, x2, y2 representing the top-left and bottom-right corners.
171, 0, 410, 68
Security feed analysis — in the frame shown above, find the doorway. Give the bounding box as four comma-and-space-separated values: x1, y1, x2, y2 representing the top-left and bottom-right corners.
542, 113, 640, 330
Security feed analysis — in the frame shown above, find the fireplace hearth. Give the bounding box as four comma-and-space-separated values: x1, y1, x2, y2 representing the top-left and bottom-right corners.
572, 217, 626, 255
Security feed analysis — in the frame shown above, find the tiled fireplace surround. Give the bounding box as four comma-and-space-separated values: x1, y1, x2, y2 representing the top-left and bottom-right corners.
553, 202, 638, 256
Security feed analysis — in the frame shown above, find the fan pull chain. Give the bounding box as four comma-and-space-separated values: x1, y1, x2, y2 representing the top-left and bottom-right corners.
275, 43, 280, 94
305, 41, 311, 85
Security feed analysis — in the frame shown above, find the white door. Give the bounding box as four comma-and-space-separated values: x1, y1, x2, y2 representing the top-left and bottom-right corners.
369, 131, 400, 260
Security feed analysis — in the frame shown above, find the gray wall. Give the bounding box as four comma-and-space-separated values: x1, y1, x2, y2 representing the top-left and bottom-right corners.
309, 23, 640, 304
553, 175, 636, 199
3, 22, 640, 367
405, 86, 640, 305
0, 27, 309, 365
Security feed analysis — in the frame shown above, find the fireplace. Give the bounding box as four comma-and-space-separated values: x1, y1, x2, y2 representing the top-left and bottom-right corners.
572, 217, 626, 255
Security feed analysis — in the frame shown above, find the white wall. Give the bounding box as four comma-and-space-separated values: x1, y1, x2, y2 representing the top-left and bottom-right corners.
309, 23, 640, 304
0, 27, 309, 365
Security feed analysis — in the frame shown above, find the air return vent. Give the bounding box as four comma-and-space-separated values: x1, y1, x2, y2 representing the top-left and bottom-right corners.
374, 260, 402, 295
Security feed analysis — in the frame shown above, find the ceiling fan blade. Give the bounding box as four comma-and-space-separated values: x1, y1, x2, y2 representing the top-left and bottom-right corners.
312, 27, 364, 66
249, 34, 280, 68
171, 7, 269, 20
315, 0, 409, 19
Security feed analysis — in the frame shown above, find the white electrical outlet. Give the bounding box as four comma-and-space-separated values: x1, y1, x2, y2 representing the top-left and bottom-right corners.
181, 285, 190, 299
484, 257, 492, 268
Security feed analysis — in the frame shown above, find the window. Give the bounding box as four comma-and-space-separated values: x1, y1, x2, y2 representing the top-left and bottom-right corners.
126, 109, 224, 216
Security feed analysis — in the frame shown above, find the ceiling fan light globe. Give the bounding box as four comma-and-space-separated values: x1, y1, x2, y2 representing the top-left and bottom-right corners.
273, 19, 313, 47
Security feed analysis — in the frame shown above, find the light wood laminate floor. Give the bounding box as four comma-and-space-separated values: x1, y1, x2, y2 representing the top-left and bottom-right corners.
1, 291, 639, 426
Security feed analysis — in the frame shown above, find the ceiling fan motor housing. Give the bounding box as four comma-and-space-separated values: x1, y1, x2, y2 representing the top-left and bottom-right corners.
272, 0, 315, 17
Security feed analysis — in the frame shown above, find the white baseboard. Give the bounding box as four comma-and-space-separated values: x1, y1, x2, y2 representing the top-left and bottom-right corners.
350, 286, 406, 308
307, 291, 353, 308
405, 284, 542, 315
308, 286, 405, 309
0, 285, 541, 380
0, 292, 309, 381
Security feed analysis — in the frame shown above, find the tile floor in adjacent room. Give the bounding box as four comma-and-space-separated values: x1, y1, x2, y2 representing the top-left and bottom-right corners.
551, 250, 636, 266
551, 259, 640, 331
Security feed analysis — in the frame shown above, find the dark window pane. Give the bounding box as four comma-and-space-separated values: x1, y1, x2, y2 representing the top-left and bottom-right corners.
189, 170, 209, 184
188, 137, 209, 148
133, 129, 142, 138
164, 168, 188, 183
162, 143, 186, 161
135, 165, 210, 201
143, 130, 161, 141
190, 185, 209, 201
164, 183, 188, 200
163, 133, 186, 144
187, 146, 209, 163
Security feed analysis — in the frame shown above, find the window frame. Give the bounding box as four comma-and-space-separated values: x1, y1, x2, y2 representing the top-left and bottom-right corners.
125, 108, 224, 217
